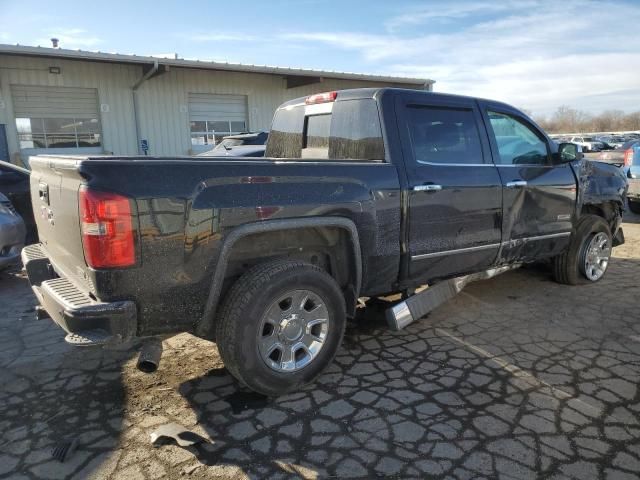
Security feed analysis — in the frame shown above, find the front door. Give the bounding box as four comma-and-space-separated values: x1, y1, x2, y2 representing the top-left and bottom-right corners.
481, 104, 577, 261
396, 94, 503, 283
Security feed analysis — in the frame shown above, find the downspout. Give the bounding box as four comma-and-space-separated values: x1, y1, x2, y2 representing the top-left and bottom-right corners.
423, 80, 435, 92
132, 60, 159, 154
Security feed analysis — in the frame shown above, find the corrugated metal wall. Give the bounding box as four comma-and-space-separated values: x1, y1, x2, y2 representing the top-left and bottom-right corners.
0, 53, 416, 161
0, 54, 140, 162
12, 85, 99, 117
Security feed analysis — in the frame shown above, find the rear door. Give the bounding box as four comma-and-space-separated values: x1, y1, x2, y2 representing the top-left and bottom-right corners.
480, 104, 576, 261
396, 93, 503, 283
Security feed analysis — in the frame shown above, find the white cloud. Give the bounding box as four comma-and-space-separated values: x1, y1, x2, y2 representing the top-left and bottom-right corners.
283, 0, 640, 114
181, 33, 257, 42
34, 28, 101, 49
385, 0, 539, 32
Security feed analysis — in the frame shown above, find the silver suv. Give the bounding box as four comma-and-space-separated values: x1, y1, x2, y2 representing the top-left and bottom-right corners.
0, 193, 26, 270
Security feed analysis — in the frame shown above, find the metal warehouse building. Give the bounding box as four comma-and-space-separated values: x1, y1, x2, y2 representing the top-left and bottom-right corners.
0, 44, 433, 165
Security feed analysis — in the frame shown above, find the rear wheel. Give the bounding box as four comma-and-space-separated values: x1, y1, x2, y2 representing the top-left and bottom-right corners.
628, 200, 640, 214
552, 214, 612, 285
215, 260, 346, 396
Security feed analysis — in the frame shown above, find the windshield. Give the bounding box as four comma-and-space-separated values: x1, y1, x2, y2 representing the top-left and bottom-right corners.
213, 139, 242, 150
213, 135, 266, 150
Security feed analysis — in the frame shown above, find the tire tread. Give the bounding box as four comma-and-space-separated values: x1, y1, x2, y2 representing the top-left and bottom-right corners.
215, 259, 344, 395
552, 214, 610, 285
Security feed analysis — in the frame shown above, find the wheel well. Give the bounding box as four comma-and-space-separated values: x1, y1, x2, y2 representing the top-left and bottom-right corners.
581, 201, 622, 231
222, 226, 359, 314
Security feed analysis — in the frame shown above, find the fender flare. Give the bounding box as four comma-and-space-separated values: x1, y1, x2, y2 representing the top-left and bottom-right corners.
195, 216, 362, 338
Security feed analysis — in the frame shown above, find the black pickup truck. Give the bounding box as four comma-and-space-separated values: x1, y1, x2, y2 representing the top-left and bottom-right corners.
23, 88, 627, 396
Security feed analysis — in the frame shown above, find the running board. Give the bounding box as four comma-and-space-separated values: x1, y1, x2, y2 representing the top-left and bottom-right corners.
386, 266, 517, 331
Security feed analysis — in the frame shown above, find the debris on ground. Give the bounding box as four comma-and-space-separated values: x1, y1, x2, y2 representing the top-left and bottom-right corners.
181, 463, 202, 475
150, 422, 210, 448
51, 437, 79, 462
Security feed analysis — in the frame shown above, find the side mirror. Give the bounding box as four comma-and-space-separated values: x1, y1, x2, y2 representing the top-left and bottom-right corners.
557, 142, 583, 163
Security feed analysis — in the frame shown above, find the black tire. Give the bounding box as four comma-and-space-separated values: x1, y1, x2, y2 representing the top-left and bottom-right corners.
215, 260, 346, 397
628, 200, 640, 215
552, 214, 612, 285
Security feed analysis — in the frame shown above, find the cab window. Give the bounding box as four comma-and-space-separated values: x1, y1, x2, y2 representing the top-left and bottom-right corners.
488, 112, 549, 165
406, 106, 484, 165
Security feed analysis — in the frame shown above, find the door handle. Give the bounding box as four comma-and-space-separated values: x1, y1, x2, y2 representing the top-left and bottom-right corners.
38, 182, 49, 205
505, 180, 527, 188
413, 184, 442, 192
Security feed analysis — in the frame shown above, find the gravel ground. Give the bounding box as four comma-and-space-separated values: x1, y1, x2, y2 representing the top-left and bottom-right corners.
1, 211, 639, 479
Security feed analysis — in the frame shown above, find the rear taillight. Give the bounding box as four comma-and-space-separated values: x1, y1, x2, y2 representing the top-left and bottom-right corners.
305, 91, 338, 104
624, 148, 633, 167
79, 187, 135, 268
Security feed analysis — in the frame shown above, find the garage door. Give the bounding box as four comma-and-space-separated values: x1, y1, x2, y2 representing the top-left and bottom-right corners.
12, 85, 101, 152
188, 93, 248, 152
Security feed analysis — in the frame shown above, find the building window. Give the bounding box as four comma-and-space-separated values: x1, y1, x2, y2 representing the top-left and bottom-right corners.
189, 120, 247, 147
16, 117, 101, 149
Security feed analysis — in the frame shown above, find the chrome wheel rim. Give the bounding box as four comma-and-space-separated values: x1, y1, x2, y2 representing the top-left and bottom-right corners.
258, 289, 329, 373
583, 232, 611, 281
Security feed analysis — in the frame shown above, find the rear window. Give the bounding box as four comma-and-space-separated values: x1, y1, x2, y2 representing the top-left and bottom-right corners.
303, 114, 331, 158
266, 99, 385, 161
407, 106, 484, 165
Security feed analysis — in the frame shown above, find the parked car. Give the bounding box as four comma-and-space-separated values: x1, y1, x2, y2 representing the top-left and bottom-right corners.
597, 136, 625, 149
570, 136, 604, 152
595, 139, 615, 150
0, 161, 37, 244
198, 132, 268, 157
621, 141, 640, 214
592, 140, 639, 165
0, 193, 26, 271
22, 88, 627, 396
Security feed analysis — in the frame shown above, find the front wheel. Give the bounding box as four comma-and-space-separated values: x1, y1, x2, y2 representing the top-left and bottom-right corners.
215, 260, 346, 396
552, 214, 612, 285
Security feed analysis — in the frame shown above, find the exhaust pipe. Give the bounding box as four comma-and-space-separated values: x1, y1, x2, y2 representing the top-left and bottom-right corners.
137, 338, 163, 373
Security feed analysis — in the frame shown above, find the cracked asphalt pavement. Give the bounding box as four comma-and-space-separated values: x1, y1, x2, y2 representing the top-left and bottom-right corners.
1, 212, 639, 479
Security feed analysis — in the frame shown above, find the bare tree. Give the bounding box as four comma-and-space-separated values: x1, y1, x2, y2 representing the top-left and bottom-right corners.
623, 111, 640, 131
590, 110, 625, 132
553, 106, 592, 133
534, 106, 640, 134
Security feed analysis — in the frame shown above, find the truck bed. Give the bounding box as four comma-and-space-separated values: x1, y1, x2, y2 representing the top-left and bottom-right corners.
28, 154, 402, 336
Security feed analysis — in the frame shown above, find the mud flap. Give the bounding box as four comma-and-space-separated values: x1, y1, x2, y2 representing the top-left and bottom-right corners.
612, 227, 625, 247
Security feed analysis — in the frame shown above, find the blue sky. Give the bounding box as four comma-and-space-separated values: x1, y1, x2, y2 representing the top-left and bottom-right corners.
1, 0, 639, 116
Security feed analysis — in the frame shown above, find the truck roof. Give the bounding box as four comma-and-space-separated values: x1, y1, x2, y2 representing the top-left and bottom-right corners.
278, 87, 516, 111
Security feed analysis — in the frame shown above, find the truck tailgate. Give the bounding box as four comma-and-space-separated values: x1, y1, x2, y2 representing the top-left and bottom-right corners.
29, 156, 92, 292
